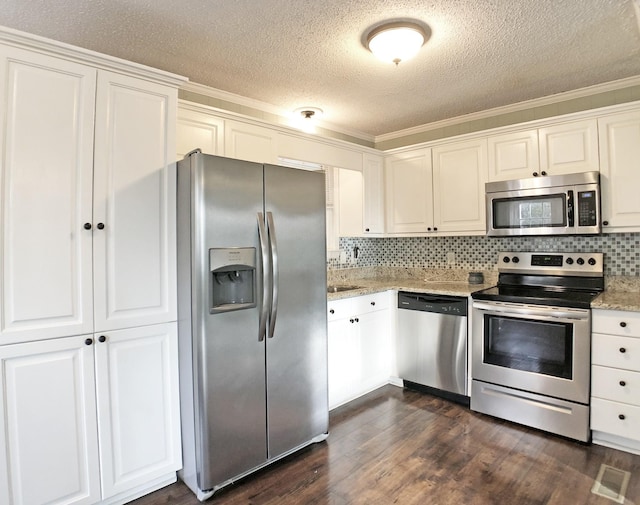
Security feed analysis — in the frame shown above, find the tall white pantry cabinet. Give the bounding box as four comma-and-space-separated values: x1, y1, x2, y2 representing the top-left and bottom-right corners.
0, 29, 186, 505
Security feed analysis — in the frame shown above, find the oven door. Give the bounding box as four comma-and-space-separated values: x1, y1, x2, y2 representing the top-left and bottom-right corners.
472, 301, 591, 404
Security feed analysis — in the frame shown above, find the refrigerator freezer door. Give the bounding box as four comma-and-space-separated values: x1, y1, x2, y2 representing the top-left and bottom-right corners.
191, 154, 268, 490
263, 165, 329, 459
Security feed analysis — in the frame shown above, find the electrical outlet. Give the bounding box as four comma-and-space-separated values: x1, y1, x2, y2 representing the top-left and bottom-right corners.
446, 251, 456, 265
339, 250, 347, 264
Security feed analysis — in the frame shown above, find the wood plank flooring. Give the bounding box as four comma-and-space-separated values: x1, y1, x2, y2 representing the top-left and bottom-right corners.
132, 385, 640, 504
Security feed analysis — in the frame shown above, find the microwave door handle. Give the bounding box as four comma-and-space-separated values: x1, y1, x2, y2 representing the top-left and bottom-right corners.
567, 190, 574, 227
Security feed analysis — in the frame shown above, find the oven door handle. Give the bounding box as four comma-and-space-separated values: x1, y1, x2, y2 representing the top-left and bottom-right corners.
472, 302, 589, 321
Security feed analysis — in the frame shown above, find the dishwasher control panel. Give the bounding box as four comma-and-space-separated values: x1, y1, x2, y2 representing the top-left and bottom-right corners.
398, 291, 468, 316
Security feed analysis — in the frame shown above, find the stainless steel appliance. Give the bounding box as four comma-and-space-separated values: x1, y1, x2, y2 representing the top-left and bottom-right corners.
486, 171, 600, 236
397, 292, 469, 404
471, 252, 604, 442
177, 150, 328, 500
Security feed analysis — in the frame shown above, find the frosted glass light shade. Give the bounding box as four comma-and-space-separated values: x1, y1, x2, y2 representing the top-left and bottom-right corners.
367, 23, 426, 65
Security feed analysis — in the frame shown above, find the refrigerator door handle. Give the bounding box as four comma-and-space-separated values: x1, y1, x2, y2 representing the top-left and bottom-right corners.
257, 212, 270, 341
266, 211, 279, 338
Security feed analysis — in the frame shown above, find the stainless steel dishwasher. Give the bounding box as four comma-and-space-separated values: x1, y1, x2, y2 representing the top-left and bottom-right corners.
396, 291, 469, 404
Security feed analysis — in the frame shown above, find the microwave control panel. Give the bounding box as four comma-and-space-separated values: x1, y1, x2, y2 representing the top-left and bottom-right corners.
577, 191, 597, 226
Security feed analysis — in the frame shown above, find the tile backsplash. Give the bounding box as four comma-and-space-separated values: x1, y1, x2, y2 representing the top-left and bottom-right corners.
330, 233, 640, 277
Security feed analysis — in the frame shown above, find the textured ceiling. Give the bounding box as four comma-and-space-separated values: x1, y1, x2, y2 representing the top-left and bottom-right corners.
2, 0, 640, 138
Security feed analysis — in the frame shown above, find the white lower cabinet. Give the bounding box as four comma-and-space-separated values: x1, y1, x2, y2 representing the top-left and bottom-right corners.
0, 323, 181, 505
327, 292, 392, 410
591, 309, 640, 455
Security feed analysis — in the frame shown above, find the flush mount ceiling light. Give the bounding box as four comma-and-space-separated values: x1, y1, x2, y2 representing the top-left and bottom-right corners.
292, 107, 324, 133
294, 107, 323, 120
365, 21, 429, 65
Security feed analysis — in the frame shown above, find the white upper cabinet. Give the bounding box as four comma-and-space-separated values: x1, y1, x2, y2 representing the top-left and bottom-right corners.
432, 138, 488, 234
176, 102, 224, 159
93, 71, 177, 332
598, 110, 640, 232
487, 119, 599, 181
385, 148, 433, 234
0, 46, 96, 343
225, 119, 278, 164
539, 119, 599, 175
1, 42, 181, 342
338, 168, 364, 237
385, 140, 487, 235
362, 153, 385, 234
487, 130, 540, 181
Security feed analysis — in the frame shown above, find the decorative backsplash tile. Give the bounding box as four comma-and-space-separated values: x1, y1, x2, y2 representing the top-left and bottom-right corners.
329, 233, 640, 277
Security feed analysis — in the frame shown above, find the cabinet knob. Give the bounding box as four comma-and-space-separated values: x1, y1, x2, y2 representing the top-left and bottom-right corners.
541, 171, 547, 176
84, 223, 92, 230
84, 338, 93, 346
619, 414, 626, 420
603, 221, 609, 226
433, 227, 438, 231
365, 228, 370, 232
620, 321, 627, 328
350, 318, 355, 324
97, 223, 105, 230
371, 301, 376, 306
354, 318, 359, 323
619, 347, 627, 353
427, 227, 432, 231
329, 309, 335, 314
532, 172, 539, 177
619, 380, 626, 387
98, 335, 107, 343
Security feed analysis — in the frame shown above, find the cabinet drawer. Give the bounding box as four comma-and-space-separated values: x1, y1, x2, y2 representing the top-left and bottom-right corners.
592, 365, 640, 406
592, 309, 640, 338
327, 291, 390, 322
591, 398, 640, 442
592, 333, 640, 370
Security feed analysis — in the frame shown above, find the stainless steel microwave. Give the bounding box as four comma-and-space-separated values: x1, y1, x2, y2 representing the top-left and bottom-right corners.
486, 171, 600, 236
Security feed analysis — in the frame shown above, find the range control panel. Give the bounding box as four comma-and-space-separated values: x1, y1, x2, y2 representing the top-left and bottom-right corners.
498, 251, 604, 277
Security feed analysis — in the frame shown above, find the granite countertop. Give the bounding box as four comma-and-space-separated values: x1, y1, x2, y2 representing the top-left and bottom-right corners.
327, 269, 640, 312
590, 276, 640, 312
326, 276, 494, 301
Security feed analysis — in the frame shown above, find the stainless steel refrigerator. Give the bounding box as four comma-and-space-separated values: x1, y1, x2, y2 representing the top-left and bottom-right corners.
176, 151, 329, 500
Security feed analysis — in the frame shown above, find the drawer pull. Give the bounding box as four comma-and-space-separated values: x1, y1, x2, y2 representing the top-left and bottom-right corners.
618, 414, 626, 420
620, 321, 627, 328
619, 380, 626, 387
619, 347, 627, 353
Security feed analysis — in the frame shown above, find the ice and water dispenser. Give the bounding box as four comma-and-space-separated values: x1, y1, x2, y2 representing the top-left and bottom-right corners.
209, 247, 256, 313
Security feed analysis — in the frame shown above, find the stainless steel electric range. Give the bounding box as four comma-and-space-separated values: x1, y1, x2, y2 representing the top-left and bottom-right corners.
470, 251, 604, 442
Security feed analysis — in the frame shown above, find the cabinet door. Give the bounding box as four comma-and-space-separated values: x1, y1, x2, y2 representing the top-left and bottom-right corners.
93, 71, 177, 331
487, 130, 540, 181
539, 119, 598, 175
0, 336, 100, 505
338, 167, 364, 237
94, 323, 181, 498
225, 119, 277, 164
385, 148, 433, 234
176, 103, 224, 159
327, 318, 356, 410
362, 153, 385, 234
0, 46, 95, 344
357, 309, 391, 394
432, 139, 488, 234
598, 111, 640, 231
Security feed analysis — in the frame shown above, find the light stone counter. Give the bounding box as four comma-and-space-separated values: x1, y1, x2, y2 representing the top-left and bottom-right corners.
326, 267, 497, 301
591, 276, 640, 312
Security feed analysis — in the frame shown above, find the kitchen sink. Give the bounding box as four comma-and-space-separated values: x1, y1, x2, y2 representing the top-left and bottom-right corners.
327, 285, 363, 293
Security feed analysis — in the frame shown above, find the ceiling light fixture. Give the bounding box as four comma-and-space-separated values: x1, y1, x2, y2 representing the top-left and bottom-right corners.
292, 107, 323, 133
365, 21, 429, 66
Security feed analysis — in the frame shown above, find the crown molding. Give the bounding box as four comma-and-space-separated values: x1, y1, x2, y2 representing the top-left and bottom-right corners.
181, 81, 375, 144
0, 25, 187, 87
375, 75, 640, 143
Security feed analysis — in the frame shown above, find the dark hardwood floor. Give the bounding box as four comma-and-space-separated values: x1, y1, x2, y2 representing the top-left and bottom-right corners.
132, 385, 640, 504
